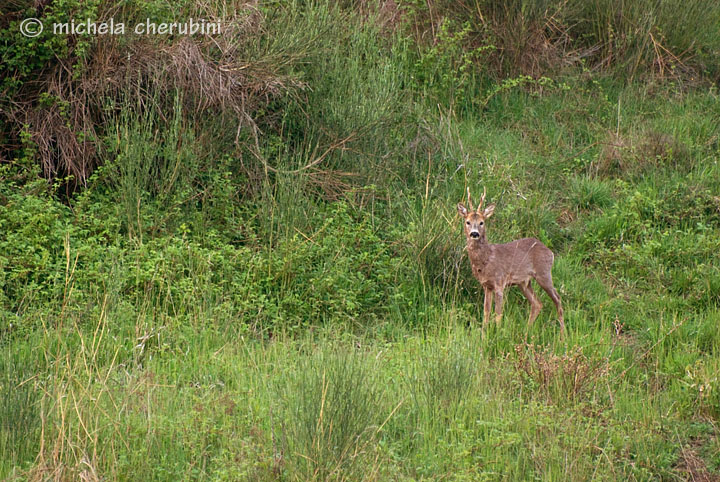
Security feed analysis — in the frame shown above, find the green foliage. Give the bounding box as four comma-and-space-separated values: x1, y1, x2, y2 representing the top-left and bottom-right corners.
0, 186, 70, 325
103, 95, 202, 240
2, 0, 720, 479
277, 348, 386, 480
257, 201, 407, 331
407, 337, 478, 423
0, 0, 103, 93
568, 175, 614, 210
410, 19, 493, 107
0, 347, 40, 476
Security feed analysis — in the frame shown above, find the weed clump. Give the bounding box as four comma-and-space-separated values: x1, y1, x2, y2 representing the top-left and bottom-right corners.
514, 343, 609, 404
277, 349, 387, 481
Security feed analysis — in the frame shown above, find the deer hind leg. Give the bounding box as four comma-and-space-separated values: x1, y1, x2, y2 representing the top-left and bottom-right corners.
519, 280, 542, 326
483, 286, 494, 327
535, 274, 565, 332
493, 286, 505, 324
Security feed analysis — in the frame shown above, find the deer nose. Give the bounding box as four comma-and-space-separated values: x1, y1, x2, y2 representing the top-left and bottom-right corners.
470, 231, 480, 238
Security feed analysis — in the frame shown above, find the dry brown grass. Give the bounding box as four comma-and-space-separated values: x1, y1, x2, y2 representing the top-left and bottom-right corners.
400, 0, 719, 82
2, 2, 308, 188
675, 442, 720, 482
488, 7, 572, 78
514, 343, 610, 404
591, 129, 691, 178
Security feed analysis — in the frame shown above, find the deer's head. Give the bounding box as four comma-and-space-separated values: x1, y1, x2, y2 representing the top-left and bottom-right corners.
457, 188, 495, 241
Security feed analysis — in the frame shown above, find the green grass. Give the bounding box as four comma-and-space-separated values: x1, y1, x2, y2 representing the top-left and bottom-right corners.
5, 305, 719, 479
2, 0, 720, 480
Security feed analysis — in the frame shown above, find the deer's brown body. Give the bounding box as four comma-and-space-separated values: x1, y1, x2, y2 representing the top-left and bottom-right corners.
458, 190, 565, 332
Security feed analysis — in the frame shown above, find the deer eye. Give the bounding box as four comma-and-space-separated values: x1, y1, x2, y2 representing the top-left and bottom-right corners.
479, 222, 484, 226
466, 221, 470, 225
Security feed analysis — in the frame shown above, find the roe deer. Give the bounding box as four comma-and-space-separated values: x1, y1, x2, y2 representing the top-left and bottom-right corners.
458, 189, 565, 333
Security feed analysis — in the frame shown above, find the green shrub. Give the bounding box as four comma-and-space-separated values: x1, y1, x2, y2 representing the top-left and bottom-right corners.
277, 347, 385, 480
102, 96, 202, 240
0, 186, 70, 326
256, 201, 406, 331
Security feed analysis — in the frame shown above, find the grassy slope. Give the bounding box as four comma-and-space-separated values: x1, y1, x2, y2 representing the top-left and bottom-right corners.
2, 2, 720, 481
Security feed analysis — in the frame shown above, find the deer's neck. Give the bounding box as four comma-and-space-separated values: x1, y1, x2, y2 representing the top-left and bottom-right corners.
467, 236, 492, 272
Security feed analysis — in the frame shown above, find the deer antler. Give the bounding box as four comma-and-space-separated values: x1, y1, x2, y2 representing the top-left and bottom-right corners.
476, 187, 486, 212
466, 187, 474, 211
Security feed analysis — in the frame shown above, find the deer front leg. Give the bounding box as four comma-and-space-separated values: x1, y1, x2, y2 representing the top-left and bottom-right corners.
494, 287, 505, 324
483, 286, 493, 327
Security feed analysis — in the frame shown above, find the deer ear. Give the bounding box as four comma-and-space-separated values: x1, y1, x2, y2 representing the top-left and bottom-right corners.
457, 203, 468, 217
483, 204, 495, 218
